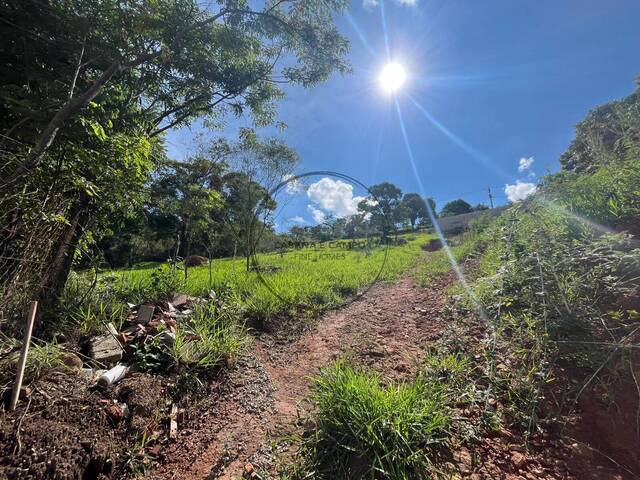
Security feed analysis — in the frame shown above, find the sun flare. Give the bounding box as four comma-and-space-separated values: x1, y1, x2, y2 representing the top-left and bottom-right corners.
379, 62, 407, 93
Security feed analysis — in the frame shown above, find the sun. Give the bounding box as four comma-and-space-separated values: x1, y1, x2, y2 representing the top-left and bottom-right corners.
379, 62, 407, 93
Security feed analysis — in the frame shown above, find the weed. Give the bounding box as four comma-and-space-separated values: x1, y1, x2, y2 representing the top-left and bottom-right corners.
295, 360, 451, 480
25, 340, 66, 380
133, 301, 247, 378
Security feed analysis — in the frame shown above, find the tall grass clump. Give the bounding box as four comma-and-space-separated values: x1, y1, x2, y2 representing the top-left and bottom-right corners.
298, 361, 451, 480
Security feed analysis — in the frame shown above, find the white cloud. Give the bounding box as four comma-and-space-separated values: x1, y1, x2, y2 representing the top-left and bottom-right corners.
362, 0, 417, 9
283, 173, 302, 195
307, 205, 326, 224
307, 178, 364, 218
289, 216, 306, 224
504, 181, 537, 202
518, 156, 534, 173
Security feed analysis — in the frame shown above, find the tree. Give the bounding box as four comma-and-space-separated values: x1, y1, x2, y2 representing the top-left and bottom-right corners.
358, 182, 403, 237
472, 203, 489, 211
150, 150, 227, 261
439, 199, 472, 217
345, 213, 370, 239
0, 0, 350, 183
0, 0, 348, 321
225, 130, 298, 271
289, 225, 307, 243
400, 193, 427, 229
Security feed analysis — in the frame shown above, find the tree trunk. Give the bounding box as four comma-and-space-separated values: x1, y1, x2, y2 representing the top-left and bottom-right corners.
39, 200, 90, 320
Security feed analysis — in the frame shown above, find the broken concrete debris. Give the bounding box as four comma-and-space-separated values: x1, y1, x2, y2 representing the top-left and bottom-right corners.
89, 322, 123, 365
136, 304, 155, 325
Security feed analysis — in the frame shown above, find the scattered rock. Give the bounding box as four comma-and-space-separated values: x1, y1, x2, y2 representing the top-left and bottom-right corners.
137, 304, 155, 324
89, 323, 123, 365
156, 330, 176, 347
61, 352, 83, 371
511, 451, 526, 469
172, 293, 189, 308
184, 255, 208, 267
105, 402, 127, 423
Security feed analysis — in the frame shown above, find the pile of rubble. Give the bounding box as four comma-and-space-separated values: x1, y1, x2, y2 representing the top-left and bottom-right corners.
78, 293, 201, 434
81, 293, 200, 376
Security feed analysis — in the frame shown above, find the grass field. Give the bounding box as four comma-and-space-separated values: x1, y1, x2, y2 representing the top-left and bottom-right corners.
102, 233, 437, 321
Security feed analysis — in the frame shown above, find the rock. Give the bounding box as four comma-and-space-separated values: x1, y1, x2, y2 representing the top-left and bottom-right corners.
89, 323, 123, 365
394, 362, 410, 373
19, 385, 32, 400
172, 293, 189, 308
511, 451, 526, 469
105, 402, 124, 423
184, 255, 208, 267
244, 463, 254, 476
157, 331, 176, 347
136, 304, 155, 325
61, 352, 83, 370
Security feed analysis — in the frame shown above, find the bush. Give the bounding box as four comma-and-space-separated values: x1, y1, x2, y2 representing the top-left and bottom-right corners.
298, 361, 451, 480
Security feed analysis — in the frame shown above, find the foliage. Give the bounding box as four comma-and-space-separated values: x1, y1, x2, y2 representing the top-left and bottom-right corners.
133, 302, 246, 376
297, 360, 451, 480
539, 155, 640, 231
400, 193, 429, 229
560, 79, 640, 172
469, 193, 640, 431
439, 199, 472, 218
25, 341, 66, 381
358, 182, 403, 236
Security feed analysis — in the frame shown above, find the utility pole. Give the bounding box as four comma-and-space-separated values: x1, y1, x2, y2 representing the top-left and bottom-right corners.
487, 186, 494, 209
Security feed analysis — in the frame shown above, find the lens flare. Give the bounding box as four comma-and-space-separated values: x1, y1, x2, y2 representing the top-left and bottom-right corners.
379, 63, 407, 93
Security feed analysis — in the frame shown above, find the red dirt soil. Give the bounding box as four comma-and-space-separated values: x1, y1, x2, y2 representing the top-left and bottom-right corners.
2, 271, 637, 479
147, 272, 637, 480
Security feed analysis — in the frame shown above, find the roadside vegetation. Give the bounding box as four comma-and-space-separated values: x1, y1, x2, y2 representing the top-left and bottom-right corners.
284, 82, 640, 478
98, 234, 434, 321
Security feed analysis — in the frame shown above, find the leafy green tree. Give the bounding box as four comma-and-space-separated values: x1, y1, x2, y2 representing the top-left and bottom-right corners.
150, 152, 227, 262
439, 199, 472, 217
358, 182, 403, 237
289, 225, 307, 243
1, 0, 350, 181
472, 203, 489, 211
400, 193, 428, 229
344, 213, 370, 239
225, 129, 298, 271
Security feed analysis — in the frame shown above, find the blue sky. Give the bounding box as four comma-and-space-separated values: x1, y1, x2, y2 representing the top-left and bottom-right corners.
167, 0, 640, 230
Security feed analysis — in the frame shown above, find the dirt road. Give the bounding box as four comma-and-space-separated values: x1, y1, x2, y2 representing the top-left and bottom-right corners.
150, 273, 452, 479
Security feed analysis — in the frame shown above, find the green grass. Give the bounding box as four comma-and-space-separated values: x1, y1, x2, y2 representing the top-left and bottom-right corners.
132, 302, 247, 376
295, 360, 451, 480
102, 233, 436, 321
415, 236, 477, 286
